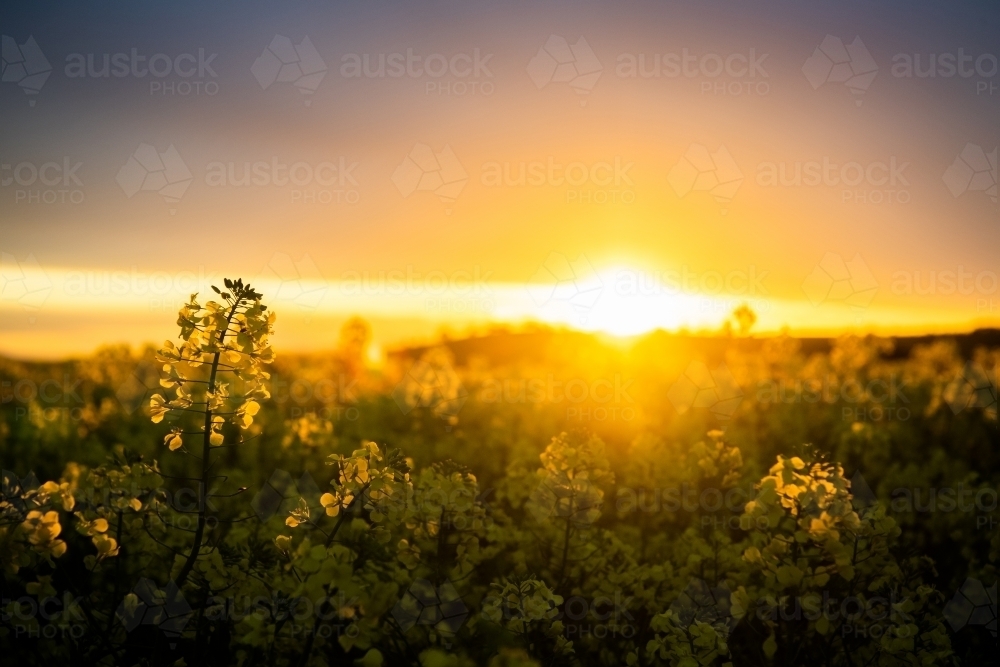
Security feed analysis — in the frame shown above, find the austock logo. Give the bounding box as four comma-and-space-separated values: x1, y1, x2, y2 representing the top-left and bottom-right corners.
64, 47, 219, 96
844, 471, 997, 523
2, 157, 85, 205
559, 590, 636, 639
60, 266, 227, 316
484, 587, 636, 638
339, 47, 494, 97
527, 252, 603, 325
801, 252, 878, 310
337, 265, 495, 317
478, 373, 636, 423
114, 360, 162, 415
616, 47, 770, 98
255, 252, 328, 314
756, 373, 912, 423
1, 469, 41, 516
945, 362, 998, 417
667, 360, 743, 419
667, 144, 743, 214
527, 35, 602, 103
891, 49, 999, 95
944, 578, 997, 637
753, 590, 915, 638
251, 35, 327, 104
528, 470, 603, 525
392, 143, 468, 212
204, 156, 360, 205
251, 469, 321, 522
200, 591, 361, 638
1, 35, 52, 105
116, 143, 193, 214
849, 471, 879, 510
756, 156, 911, 205
2, 591, 87, 640
391, 579, 469, 640
392, 347, 469, 424
116, 578, 193, 648
0, 252, 52, 321
802, 35, 878, 106
613, 266, 769, 298
479, 156, 636, 205
942, 143, 997, 204
669, 578, 737, 638
3, 375, 87, 425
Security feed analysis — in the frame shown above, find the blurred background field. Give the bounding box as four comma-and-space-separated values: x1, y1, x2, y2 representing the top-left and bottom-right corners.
2, 315, 996, 664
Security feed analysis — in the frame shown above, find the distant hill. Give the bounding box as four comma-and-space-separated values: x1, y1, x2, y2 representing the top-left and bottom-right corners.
388, 328, 1000, 367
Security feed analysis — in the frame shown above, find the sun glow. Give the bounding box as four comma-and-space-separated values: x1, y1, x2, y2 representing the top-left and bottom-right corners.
532, 266, 733, 337
1, 264, 997, 359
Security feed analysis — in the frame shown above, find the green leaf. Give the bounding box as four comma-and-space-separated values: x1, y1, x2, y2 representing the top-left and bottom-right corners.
360, 649, 383, 667
763, 634, 777, 659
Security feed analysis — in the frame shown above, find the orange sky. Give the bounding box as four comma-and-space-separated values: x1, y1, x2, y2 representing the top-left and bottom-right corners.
1, 0, 998, 358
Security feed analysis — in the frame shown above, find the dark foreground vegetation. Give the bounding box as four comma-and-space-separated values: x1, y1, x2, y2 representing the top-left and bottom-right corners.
2, 283, 997, 666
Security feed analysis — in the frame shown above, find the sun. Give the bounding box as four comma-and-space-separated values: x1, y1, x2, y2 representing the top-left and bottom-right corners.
543, 265, 734, 338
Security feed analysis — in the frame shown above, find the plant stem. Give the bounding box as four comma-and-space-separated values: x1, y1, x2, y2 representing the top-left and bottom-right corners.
176, 299, 239, 587
297, 486, 370, 667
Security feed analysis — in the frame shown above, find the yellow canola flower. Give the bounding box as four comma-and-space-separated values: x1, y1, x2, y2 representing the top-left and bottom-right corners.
320, 492, 348, 517
23, 510, 68, 559
165, 432, 183, 451
240, 400, 260, 428
92, 533, 119, 557
149, 394, 169, 423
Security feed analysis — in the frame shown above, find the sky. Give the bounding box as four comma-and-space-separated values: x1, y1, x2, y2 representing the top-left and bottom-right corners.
1, 0, 998, 358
